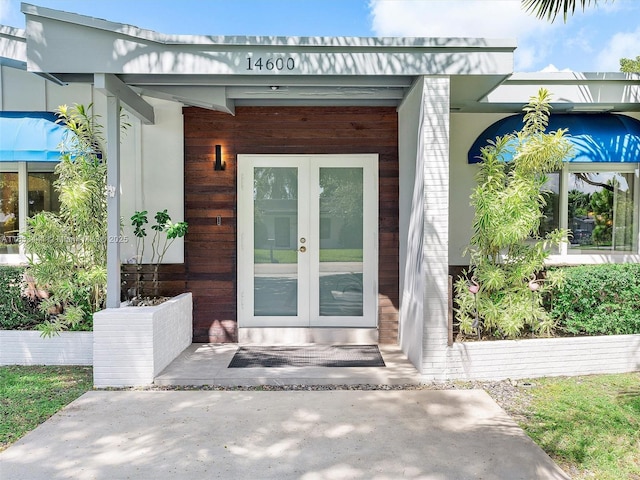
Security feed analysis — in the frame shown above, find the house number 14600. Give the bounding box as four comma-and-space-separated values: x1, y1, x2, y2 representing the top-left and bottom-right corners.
247, 57, 295, 71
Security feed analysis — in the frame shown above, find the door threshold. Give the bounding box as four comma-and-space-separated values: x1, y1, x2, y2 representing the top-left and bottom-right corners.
238, 327, 378, 344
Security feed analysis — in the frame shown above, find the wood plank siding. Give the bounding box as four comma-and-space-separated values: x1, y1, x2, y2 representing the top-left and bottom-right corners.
183, 106, 399, 343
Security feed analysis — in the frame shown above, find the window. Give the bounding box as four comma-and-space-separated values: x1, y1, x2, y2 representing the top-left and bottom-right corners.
567, 171, 636, 254
0, 172, 19, 253
0, 163, 60, 256
545, 163, 640, 260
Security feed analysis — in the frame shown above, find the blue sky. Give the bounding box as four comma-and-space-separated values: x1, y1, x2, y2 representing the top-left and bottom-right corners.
1, 0, 638, 72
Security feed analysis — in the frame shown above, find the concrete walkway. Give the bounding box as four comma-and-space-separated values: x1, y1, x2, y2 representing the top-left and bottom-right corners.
0, 389, 569, 480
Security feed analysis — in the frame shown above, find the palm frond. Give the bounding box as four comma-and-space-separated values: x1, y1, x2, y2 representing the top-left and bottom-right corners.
522, 0, 601, 23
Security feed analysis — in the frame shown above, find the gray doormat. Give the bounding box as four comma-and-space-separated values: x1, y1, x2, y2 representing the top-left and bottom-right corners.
228, 345, 386, 368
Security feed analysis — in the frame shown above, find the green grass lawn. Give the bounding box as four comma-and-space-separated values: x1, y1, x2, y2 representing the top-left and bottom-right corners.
0, 365, 92, 452
518, 373, 640, 480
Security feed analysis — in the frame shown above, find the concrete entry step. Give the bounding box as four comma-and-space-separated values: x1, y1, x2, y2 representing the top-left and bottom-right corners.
154, 343, 421, 387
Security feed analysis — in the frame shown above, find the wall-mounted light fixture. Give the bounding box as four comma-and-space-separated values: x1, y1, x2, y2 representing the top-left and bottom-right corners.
214, 144, 225, 171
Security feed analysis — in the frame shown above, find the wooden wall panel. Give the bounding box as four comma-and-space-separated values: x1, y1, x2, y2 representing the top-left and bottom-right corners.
184, 106, 399, 343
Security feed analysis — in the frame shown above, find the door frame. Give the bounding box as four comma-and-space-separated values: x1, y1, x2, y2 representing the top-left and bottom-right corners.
237, 153, 379, 329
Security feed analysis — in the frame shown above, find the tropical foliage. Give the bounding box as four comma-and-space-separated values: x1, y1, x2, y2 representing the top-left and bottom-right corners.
455, 88, 574, 339
522, 0, 607, 22
21, 104, 109, 336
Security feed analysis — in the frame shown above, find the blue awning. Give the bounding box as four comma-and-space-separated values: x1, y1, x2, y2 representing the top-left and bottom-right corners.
0, 112, 66, 162
467, 113, 640, 164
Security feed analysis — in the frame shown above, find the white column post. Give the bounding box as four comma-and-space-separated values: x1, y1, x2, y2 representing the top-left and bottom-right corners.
106, 95, 121, 308
421, 76, 451, 380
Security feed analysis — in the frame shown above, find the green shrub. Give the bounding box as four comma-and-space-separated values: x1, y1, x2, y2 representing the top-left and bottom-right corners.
550, 264, 640, 335
0, 266, 44, 330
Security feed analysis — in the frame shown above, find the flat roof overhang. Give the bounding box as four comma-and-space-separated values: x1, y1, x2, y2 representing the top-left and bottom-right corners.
20, 3, 517, 114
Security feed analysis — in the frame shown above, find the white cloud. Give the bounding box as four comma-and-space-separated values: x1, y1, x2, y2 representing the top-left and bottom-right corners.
539, 64, 573, 73
369, 0, 564, 71
0, 0, 21, 27
0, 0, 11, 23
369, 0, 552, 39
596, 26, 640, 71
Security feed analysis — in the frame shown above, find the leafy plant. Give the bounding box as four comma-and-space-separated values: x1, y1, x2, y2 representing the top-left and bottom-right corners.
0, 266, 44, 330
455, 89, 574, 339
549, 264, 640, 335
620, 55, 640, 73
130, 209, 188, 300
21, 104, 110, 336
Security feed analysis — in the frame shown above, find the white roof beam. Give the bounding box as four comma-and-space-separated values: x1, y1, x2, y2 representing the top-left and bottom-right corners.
94, 73, 155, 125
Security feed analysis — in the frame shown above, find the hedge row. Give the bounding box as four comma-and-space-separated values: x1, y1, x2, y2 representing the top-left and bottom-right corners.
550, 263, 640, 335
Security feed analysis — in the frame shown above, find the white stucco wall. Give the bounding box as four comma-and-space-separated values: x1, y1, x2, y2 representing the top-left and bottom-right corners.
0, 64, 186, 264
119, 97, 185, 264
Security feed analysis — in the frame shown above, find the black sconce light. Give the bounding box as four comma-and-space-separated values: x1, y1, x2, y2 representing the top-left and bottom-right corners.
214, 144, 225, 171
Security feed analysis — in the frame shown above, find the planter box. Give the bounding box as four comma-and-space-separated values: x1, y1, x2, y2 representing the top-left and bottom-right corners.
444, 334, 640, 381
0, 330, 93, 366
93, 292, 192, 388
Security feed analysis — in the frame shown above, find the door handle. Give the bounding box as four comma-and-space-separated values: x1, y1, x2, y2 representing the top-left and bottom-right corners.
299, 246, 307, 253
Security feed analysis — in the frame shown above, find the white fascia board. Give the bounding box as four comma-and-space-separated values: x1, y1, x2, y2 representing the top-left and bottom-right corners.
482, 72, 640, 108
507, 72, 640, 82
22, 3, 515, 77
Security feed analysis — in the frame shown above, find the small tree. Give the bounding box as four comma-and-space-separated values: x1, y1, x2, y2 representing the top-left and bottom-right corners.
22, 104, 108, 336
455, 89, 574, 339
130, 209, 188, 301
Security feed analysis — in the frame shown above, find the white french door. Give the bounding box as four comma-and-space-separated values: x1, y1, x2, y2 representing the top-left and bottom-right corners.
238, 154, 378, 328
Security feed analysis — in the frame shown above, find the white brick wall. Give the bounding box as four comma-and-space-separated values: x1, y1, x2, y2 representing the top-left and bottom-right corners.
443, 334, 640, 381
0, 331, 93, 365
93, 293, 192, 387
421, 77, 451, 380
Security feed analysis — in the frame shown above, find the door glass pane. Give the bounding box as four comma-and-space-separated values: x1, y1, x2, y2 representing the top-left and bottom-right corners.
568, 171, 636, 253
0, 172, 19, 253
319, 167, 364, 316
253, 167, 298, 316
